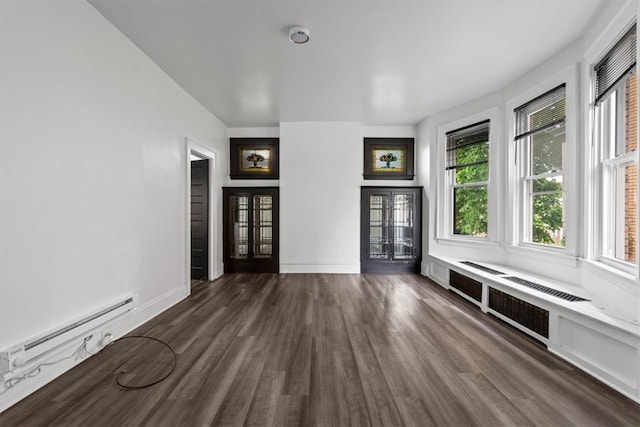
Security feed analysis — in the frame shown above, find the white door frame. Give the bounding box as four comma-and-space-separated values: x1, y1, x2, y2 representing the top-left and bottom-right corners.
185, 137, 217, 296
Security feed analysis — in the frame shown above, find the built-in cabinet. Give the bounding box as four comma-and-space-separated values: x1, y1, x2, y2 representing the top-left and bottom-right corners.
361, 187, 422, 273
223, 187, 279, 273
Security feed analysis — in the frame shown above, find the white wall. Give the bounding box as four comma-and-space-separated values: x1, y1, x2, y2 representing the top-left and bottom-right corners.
0, 0, 227, 410
228, 127, 280, 139
279, 122, 362, 273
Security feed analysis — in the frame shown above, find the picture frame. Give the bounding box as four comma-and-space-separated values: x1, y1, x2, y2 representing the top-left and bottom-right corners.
363, 138, 414, 180
230, 138, 279, 180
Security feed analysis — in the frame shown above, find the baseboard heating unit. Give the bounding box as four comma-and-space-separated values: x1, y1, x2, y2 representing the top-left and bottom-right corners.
0, 296, 135, 376
449, 270, 482, 303
488, 287, 549, 339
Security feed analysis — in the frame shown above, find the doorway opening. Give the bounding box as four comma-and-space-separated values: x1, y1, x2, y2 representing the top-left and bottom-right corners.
186, 138, 217, 295
190, 155, 209, 284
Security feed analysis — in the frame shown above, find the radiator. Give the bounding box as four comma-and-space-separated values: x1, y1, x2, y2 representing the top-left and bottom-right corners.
1, 296, 134, 375
449, 270, 483, 302
488, 287, 549, 339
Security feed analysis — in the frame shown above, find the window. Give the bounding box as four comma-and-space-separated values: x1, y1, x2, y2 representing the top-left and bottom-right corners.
594, 24, 638, 269
446, 120, 490, 237
515, 85, 566, 247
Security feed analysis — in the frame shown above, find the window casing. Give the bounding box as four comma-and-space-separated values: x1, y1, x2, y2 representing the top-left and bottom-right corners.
515, 85, 567, 248
595, 61, 638, 271
446, 121, 490, 238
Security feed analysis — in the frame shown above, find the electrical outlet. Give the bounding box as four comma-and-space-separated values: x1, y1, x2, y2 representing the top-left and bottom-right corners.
0, 345, 26, 375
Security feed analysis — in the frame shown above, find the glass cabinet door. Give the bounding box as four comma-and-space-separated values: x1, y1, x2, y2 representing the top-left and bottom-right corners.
229, 194, 249, 259
361, 187, 421, 273
393, 193, 414, 260
369, 194, 391, 259
253, 195, 273, 259
223, 187, 279, 273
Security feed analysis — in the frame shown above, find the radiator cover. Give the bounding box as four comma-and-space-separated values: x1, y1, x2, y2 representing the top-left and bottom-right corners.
449, 270, 482, 302
489, 287, 549, 338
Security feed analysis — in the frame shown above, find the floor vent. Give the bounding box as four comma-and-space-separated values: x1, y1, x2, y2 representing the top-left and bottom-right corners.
449, 270, 482, 302
460, 261, 504, 275
504, 276, 589, 302
489, 287, 549, 338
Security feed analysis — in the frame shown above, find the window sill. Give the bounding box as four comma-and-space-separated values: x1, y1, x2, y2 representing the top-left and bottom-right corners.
598, 256, 637, 276
519, 241, 566, 254
435, 237, 500, 248
581, 259, 639, 294
505, 244, 578, 268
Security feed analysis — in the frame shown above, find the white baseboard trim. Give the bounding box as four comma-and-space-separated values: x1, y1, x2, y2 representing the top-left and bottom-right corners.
549, 347, 640, 404
0, 286, 186, 413
280, 264, 360, 274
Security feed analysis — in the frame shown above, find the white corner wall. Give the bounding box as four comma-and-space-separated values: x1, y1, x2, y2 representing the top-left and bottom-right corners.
417, 0, 640, 323
415, 0, 640, 402
0, 0, 227, 410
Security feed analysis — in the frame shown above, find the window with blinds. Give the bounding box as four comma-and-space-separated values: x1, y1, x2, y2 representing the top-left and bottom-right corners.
514, 85, 566, 141
594, 24, 636, 104
593, 22, 637, 269
514, 85, 566, 247
446, 120, 490, 237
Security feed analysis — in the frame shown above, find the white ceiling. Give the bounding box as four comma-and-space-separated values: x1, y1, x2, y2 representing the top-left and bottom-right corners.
88, 0, 602, 127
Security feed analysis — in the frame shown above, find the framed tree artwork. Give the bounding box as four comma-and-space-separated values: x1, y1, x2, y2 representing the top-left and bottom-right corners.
363, 138, 414, 180
230, 138, 279, 179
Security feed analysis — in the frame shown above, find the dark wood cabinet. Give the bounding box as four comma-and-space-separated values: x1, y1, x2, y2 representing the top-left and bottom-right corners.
223, 187, 279, 273
361, 186, 422, 273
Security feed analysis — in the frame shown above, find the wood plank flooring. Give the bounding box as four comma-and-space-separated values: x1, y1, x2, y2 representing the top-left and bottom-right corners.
2, 274, 639, 426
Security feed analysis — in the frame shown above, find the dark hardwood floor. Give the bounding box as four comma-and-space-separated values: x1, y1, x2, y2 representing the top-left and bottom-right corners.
2, 274, 639, 426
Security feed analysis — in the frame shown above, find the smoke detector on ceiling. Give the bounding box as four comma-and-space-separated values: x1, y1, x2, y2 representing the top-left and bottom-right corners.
289, 26, 310, 44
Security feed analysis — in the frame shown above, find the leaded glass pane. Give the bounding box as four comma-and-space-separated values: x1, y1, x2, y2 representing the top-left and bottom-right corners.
393, 194, 414, 259
369, 195, 390, 259
230, 195, 249, 259
253, 195, 273, 259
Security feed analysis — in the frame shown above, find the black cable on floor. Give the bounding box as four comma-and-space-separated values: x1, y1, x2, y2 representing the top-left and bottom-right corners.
101, 335, 177, 389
